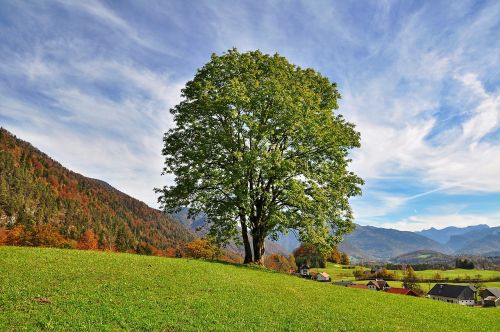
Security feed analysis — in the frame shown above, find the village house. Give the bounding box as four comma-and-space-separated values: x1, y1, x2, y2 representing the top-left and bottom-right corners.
298, 264, 310, 278
316, 272, 331, 282
385, 288, 419, 296
479, 288, 500, 307
366, 279, 390, 291
427, 284, 476, 306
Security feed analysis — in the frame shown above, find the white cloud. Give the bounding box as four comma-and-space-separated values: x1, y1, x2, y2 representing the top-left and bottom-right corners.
2, 0, 500, 230
1, 47, 185, 208
54, 0, 174, 56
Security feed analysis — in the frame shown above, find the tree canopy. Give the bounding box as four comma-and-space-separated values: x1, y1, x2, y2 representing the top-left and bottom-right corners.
157, 49, 363, 264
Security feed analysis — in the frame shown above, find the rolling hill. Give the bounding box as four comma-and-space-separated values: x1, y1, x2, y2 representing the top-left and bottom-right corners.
391, 250, 455, 265
1, 246, 498, 331
0, 128, 193, 254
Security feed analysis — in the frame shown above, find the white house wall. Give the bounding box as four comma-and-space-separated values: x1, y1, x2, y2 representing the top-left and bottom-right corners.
429, 295, 474, 306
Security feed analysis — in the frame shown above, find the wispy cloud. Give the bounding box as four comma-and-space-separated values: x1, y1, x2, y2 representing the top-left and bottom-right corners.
1, 0, 499, 230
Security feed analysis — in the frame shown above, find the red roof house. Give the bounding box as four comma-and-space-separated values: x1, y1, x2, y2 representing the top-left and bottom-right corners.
347, 284, 369, 289
386, 288, 419, 296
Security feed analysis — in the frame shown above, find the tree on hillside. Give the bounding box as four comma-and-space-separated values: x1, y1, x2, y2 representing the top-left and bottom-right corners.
293, 243, 326, 268
402, 266, 420, 290
340, 252, 350, 265
77, 230, 98, 250
157, 49, 363, 264
327, 247, 342, 263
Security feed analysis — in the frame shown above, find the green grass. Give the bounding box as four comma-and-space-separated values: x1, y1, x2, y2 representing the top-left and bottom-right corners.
311, 263, 362, 281
1, 247, 499, 331
350, 280, 500, 292
313, 263, 500, 282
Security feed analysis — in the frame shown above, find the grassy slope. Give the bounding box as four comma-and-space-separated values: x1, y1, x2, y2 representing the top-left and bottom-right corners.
1, 247, 498, 331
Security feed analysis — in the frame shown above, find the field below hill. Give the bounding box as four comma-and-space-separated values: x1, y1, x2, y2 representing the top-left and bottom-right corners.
313, 263, 500, 282
313, 263, 500, 295
1, 247, 498, 331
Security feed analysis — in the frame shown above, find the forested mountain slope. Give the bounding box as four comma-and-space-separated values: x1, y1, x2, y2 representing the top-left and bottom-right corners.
0, 128, 193, 254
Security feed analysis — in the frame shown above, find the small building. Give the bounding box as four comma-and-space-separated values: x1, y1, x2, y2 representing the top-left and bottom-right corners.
427, 284, 476, 306
483, 296, 500, 307
385, 287, 419, 296
347, 284, 368, 289
367, 279, 390, 291
479, 288, 500, 307
316, 272, 331, 282
299, 264, 310, 277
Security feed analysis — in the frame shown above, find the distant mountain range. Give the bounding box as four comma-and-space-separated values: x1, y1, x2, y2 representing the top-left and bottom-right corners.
416, 224, 490, 245
172, 209, 288, 255
275, 223, 500, 261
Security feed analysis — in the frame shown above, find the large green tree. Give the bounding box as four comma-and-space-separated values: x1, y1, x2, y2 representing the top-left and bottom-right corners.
157, 49, 363, 264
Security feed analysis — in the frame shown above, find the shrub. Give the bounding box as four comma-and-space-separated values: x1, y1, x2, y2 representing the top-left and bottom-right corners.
264, 254, 297, 273
184, 238, 221, 260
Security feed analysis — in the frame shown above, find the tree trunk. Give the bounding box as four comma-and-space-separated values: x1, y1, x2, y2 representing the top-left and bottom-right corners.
252, 232, 265, 265
240, 218, 253, 264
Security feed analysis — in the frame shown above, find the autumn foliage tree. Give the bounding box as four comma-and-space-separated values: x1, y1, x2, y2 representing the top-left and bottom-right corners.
184, 238, 221, 260
77, 230, 98, 250
402, 266, 424, 295
340, 252, 350, 265
264, 254, 297, 273
293, 243, 326, 268
157, 49, 363, 264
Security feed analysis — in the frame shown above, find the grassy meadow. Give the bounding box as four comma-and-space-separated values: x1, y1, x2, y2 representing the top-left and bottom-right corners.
312, 263, 500, 294
1, 247, 499, 331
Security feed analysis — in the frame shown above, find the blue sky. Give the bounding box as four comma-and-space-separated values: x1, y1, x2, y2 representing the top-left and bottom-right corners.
1, 0, 499, 231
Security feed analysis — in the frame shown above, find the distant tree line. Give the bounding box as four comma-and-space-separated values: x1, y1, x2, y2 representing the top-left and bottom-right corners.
455, 258, 474, 269
385, 263, 453, 271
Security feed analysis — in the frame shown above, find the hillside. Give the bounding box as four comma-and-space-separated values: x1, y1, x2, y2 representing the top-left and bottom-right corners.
0, 128, 193, 254
1, 246, 498, 331
391, 250, 455, 265
340, 225, 452, 260
448, 227, 500, 254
